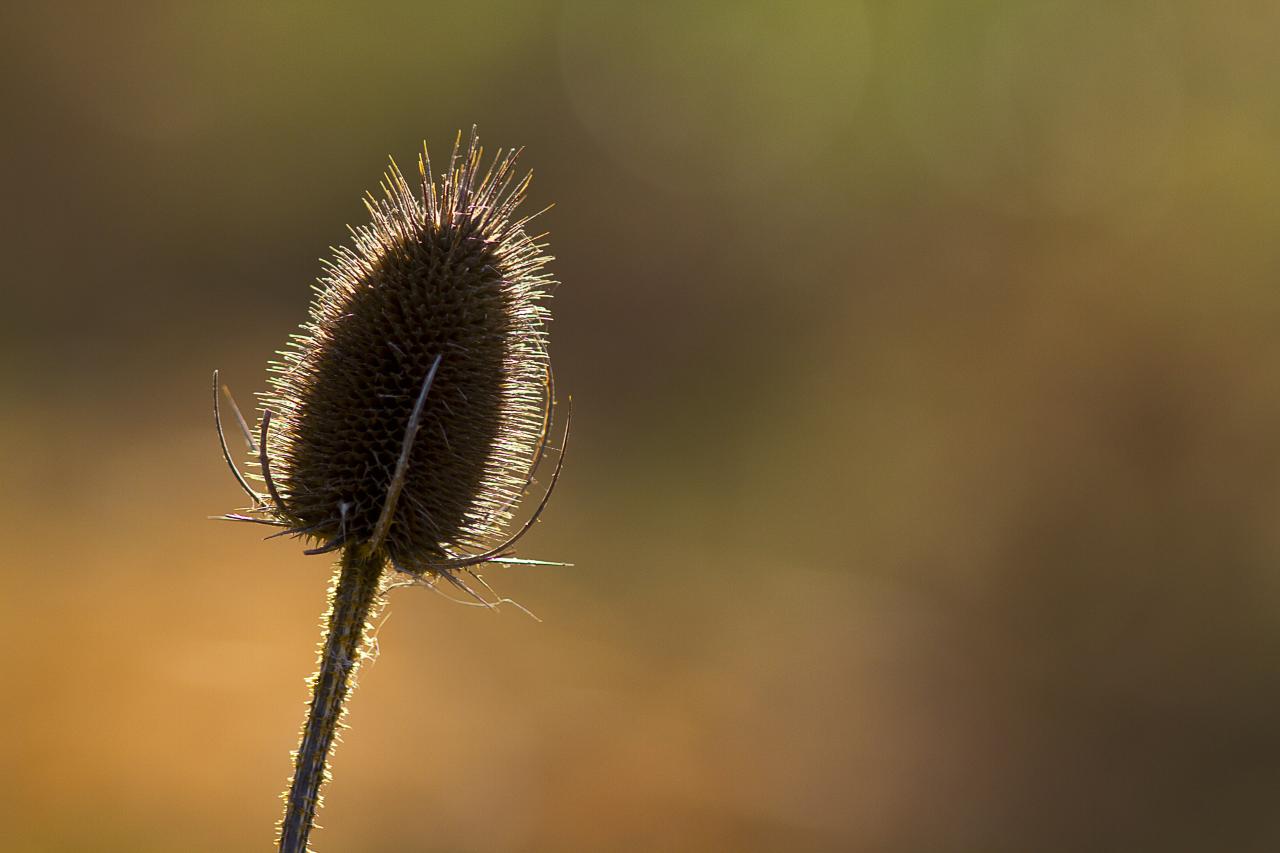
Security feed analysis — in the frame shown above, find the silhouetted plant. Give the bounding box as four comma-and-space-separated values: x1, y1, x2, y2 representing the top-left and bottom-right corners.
213, 129, 567, 853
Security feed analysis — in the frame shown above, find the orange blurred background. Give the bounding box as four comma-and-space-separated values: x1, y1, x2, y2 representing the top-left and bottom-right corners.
4, 2, 1280, 851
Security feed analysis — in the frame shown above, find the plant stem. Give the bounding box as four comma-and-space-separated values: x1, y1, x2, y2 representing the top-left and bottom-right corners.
279, 547, 385, 853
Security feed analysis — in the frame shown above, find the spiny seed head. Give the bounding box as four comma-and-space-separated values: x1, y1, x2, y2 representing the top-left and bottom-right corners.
260, 131, 554, 568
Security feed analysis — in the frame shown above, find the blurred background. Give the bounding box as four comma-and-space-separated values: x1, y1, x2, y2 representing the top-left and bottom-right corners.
3, 1, 1280, 850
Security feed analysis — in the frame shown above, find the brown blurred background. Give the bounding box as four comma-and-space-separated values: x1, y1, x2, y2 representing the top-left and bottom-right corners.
4, 2, 1280, 851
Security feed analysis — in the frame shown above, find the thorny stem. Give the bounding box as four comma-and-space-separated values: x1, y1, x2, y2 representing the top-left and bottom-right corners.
279, 548, 385, 853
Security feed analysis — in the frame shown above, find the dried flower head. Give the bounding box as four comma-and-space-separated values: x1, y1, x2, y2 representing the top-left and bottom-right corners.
218, 130, 563, 572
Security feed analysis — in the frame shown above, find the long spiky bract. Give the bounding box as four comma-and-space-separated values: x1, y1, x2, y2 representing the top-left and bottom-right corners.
217, 130, 562, 853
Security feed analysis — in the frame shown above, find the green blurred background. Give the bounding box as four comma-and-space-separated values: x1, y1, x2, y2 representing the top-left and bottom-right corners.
4, 2, 1280, 850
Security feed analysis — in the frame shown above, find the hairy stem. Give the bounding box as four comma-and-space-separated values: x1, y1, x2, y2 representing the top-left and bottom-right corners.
279, 548, 385, 853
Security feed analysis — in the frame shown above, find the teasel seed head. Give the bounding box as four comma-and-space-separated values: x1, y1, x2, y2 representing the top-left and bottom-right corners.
259, 130, 555, 569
